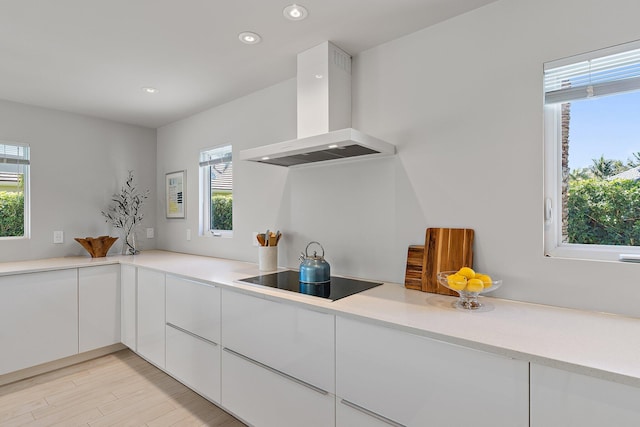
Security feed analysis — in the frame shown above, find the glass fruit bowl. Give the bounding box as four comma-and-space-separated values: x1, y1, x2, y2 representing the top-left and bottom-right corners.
436, 271, 502, 310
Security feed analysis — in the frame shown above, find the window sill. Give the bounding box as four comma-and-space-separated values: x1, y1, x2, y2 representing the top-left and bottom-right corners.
201, 231, 233, 239
545, 243, 640, 263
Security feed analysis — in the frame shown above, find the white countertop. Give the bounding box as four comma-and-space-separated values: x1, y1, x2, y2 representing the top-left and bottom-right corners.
0, 254, 121, 275
3, 250, 640, 387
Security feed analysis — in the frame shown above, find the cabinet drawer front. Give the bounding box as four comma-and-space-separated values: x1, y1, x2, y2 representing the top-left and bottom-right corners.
221, 289, 335, 392
166, 324, 221, 404
221, 348, 335, 427
166, 275, 220, 343
336, 316, 528, 427
0, 269, 78, 375
531, 364, 640, 426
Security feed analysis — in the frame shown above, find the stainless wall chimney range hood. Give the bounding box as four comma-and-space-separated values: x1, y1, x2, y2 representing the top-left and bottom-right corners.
240, 42, 395, 167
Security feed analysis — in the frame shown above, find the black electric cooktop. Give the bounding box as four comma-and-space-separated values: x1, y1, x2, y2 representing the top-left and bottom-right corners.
238, 270, 382, 301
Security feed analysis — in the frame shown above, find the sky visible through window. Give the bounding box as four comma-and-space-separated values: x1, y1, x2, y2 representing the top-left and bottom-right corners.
568, 90, 640, 170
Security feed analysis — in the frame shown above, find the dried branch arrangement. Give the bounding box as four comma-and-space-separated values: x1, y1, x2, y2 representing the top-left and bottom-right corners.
101, 171, 149, 255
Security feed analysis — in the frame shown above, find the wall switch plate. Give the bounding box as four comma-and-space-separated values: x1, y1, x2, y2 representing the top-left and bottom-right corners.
252, 231, 259, 246
53, 230, 64, 244
146, 228, 154, 238
186, 229, 191, 241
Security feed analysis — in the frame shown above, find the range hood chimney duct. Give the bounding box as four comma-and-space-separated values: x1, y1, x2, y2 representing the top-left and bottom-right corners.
240, 41, 395, 167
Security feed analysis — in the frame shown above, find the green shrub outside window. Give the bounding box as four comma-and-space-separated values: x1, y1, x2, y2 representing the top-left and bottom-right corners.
568, 177, 640, 246
0, 191, 24, 237
211, 194, 232, 231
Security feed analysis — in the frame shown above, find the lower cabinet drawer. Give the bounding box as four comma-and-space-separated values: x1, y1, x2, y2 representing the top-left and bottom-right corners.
337, 398, 404, 427
221, 289, 335, 393
166, 324, 221, 404
221, 348, 335, 427
336, 316, 529, 427
530, 363, 640, 426
166, 275, 221, 344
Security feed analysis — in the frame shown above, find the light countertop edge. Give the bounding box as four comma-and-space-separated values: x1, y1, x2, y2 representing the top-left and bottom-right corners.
0, 255, 121, 275
2, 250, 640, 388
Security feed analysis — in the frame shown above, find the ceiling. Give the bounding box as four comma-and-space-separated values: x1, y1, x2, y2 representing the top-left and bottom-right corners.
0, 0, 496, 129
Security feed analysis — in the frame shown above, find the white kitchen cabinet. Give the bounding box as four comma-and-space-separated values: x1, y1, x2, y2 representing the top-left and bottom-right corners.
0, 269, 78, 375
336, 316, 529, 427
166, 275, 220, 343
166, 324, 221, 403
531, 363, 640, 426
78, 265, 120, 352
221, 289, 334, 392
137, 268, 165, 368
165, 275, 221, 403
120, 264, 136, 350
221, 348, 335, 427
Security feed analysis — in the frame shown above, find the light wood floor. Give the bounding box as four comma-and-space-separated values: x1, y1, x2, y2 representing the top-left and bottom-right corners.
0, 350, 246, 427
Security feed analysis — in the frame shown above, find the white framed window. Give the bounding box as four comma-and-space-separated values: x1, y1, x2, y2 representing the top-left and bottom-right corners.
544, 40, 640, 261
0, 141, 30, 239
199, 144, 233, 237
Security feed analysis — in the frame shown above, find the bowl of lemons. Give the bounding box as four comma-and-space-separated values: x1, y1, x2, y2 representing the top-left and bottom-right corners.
437, 267, 502, 310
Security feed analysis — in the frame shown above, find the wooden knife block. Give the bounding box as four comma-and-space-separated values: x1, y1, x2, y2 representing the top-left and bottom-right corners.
404, 228, 474, 296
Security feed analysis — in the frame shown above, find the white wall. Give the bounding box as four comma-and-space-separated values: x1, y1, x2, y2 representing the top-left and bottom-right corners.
156, 80, 295, 263
0, 99, 157, 262
157, 0, 640, 317
351, 0, 640, 316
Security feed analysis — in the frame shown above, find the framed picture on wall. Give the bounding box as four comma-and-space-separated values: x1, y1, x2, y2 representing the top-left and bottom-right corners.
166, 170, 186, 219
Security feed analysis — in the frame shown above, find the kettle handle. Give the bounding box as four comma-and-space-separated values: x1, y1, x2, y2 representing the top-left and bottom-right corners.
305, 241, 325, 258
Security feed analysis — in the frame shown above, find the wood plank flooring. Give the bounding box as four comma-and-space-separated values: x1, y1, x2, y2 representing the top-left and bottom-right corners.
0, 349, 246, 427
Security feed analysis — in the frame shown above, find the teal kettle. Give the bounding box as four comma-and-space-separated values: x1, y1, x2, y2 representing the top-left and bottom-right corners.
299, 241, 331, 285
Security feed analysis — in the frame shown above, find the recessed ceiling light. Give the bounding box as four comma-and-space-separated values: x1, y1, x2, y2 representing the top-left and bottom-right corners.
261, 156, 270, 160
283, 4, 308, 21
238, 31, 262, 44
142, 87, 158, 94
328, 144, 338, 149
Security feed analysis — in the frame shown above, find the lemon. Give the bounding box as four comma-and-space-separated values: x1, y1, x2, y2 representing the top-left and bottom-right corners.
476, 274, 493, 288
447, 273, 467, 291
457, 267, 475, 279
466, 278, 484, 293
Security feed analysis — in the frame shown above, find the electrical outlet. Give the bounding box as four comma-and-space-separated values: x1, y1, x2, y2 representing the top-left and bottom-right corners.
53, 230, 64, 244
146, 228, 154, 238
186, 229, 191, 241
252, 231, 259, 246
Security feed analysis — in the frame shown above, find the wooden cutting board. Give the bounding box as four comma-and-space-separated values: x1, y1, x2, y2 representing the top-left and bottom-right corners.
404, 228, 474, 295
423, 228, 474, 295
404, 245, 425, 291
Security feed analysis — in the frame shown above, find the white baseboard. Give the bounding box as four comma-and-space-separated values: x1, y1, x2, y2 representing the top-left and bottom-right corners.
0, 343, 126, 387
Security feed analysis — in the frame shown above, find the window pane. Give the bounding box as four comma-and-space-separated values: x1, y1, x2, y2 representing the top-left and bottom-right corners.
564, 91, 640, 246
0, 173, 25, 237
0, 142, 29, 238
210, 161, 232, 231
200, 144, 232, 234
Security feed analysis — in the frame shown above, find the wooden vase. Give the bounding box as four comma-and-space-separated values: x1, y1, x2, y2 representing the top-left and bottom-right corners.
74, 236, 119, 258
